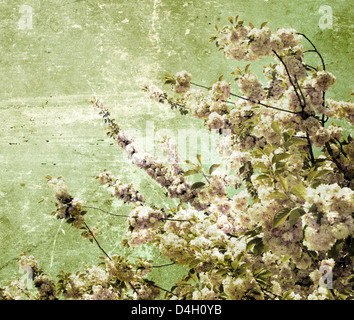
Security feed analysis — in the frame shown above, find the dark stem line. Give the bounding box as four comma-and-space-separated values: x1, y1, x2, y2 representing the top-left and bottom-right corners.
294, 76, 307, 109
149, 282, 177, 297
272, 49, 304, 109
299, 24, 351, 180
324, 142, 351, 183
83, 221, 112, 261
83, 205, 129, 217
222, 99, 300, 115
297, 33, 328, 124
227, 233, 238, 238
325, 142, 342, 170
162, 218, 191, 222
304, 63, 318, 72
192, 81, 302, 114
152, 262, 175, 268
129, 281, 139, 295
306, 131, 315, 165
297, 33, 326, 70
83, 205, 191, 222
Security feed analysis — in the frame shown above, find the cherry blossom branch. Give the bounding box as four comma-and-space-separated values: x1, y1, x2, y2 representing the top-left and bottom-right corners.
83, 205, 191, 222
294, 76, 307, 109
151, 262, 175, 268
222, 99, 300, 115
83, 205, 129, 218
83, 221, 112, 261
149, 282, 177, 297
325, 142, 348, 178
271, 49, 304, 110
298, 33, 328, 126
306, 131, 315, 165
128, 281, 139, 295
190, 82, 301, 115
300, 32, 352, 181
297, 33, 326, 71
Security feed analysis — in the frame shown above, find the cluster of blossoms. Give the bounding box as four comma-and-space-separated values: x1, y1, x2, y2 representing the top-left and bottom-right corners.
326, 98, 354, 125
2, 17, 353, 301
97, 170, 145, 203
47, 177, 97, 241
174, 71, 192, 94
0, 253, 161, 300
0, 254, 57, 300
302, 184, 354, 251
216, 20, 302, 62
126, 206, 167, 247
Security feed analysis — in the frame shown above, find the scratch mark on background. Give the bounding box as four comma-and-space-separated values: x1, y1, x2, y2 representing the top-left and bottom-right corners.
150, 0, 161, 53
50, 219, 64, 269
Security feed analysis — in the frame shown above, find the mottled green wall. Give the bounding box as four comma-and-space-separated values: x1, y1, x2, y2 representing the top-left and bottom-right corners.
0, 0, 352, 291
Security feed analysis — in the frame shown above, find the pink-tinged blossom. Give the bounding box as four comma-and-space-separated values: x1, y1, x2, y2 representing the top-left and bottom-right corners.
174, 71, 192, 94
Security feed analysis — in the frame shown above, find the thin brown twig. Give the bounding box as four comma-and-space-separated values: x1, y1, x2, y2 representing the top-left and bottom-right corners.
83, 221, 112, 261
152, 262, 175, 268
305, 131, 315, 165
84, 205, 191, 223
271, 49, 304, 109
297, 33, 326, 70
192, 81, 302, 114
83, 205, 129, 217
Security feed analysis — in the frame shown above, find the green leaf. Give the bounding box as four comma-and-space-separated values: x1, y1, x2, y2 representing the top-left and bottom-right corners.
272, 152, 291, 164
268, 191, 288, 200
278, 176, 288, 192
273, 208, 292, 228
263, 144, 274, 156
255, 174, 270, 181
231, 252, 244, 270
209, 35, 217, 43
66, 218, 75, 224
290, 182, 307, 201
253, 241, 265, 256
288, 207, 306, 227
245, 64, 251, 73
189, 270, 198, 283
260, 21, 269, 29
252, 162, 268, 170
215, 24, 220, 31
197, 154, 202, 164
286, 129, 295, 138
271, 121, 281, 135
192, 165, 203, 173
209, 163, 221, 174
227, 16, 234, 24
307, 169, 332, 182
283, 132, 290, 142
164, 79, 176, 85
183, 169, 199, 177
191, 181, 206, 190
215, 269, 229, 276
289, 137, 308, 146
274, 168, 285, 176
328, 239, 344, 259
246, 237, 262, 252
281, 290, 294, 300
308, 203, 318, 213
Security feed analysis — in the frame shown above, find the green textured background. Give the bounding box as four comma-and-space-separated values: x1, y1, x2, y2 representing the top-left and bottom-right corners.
0, 0, 352, 293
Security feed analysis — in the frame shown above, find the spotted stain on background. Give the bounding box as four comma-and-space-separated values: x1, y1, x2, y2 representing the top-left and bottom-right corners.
0, 0, 352, 289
